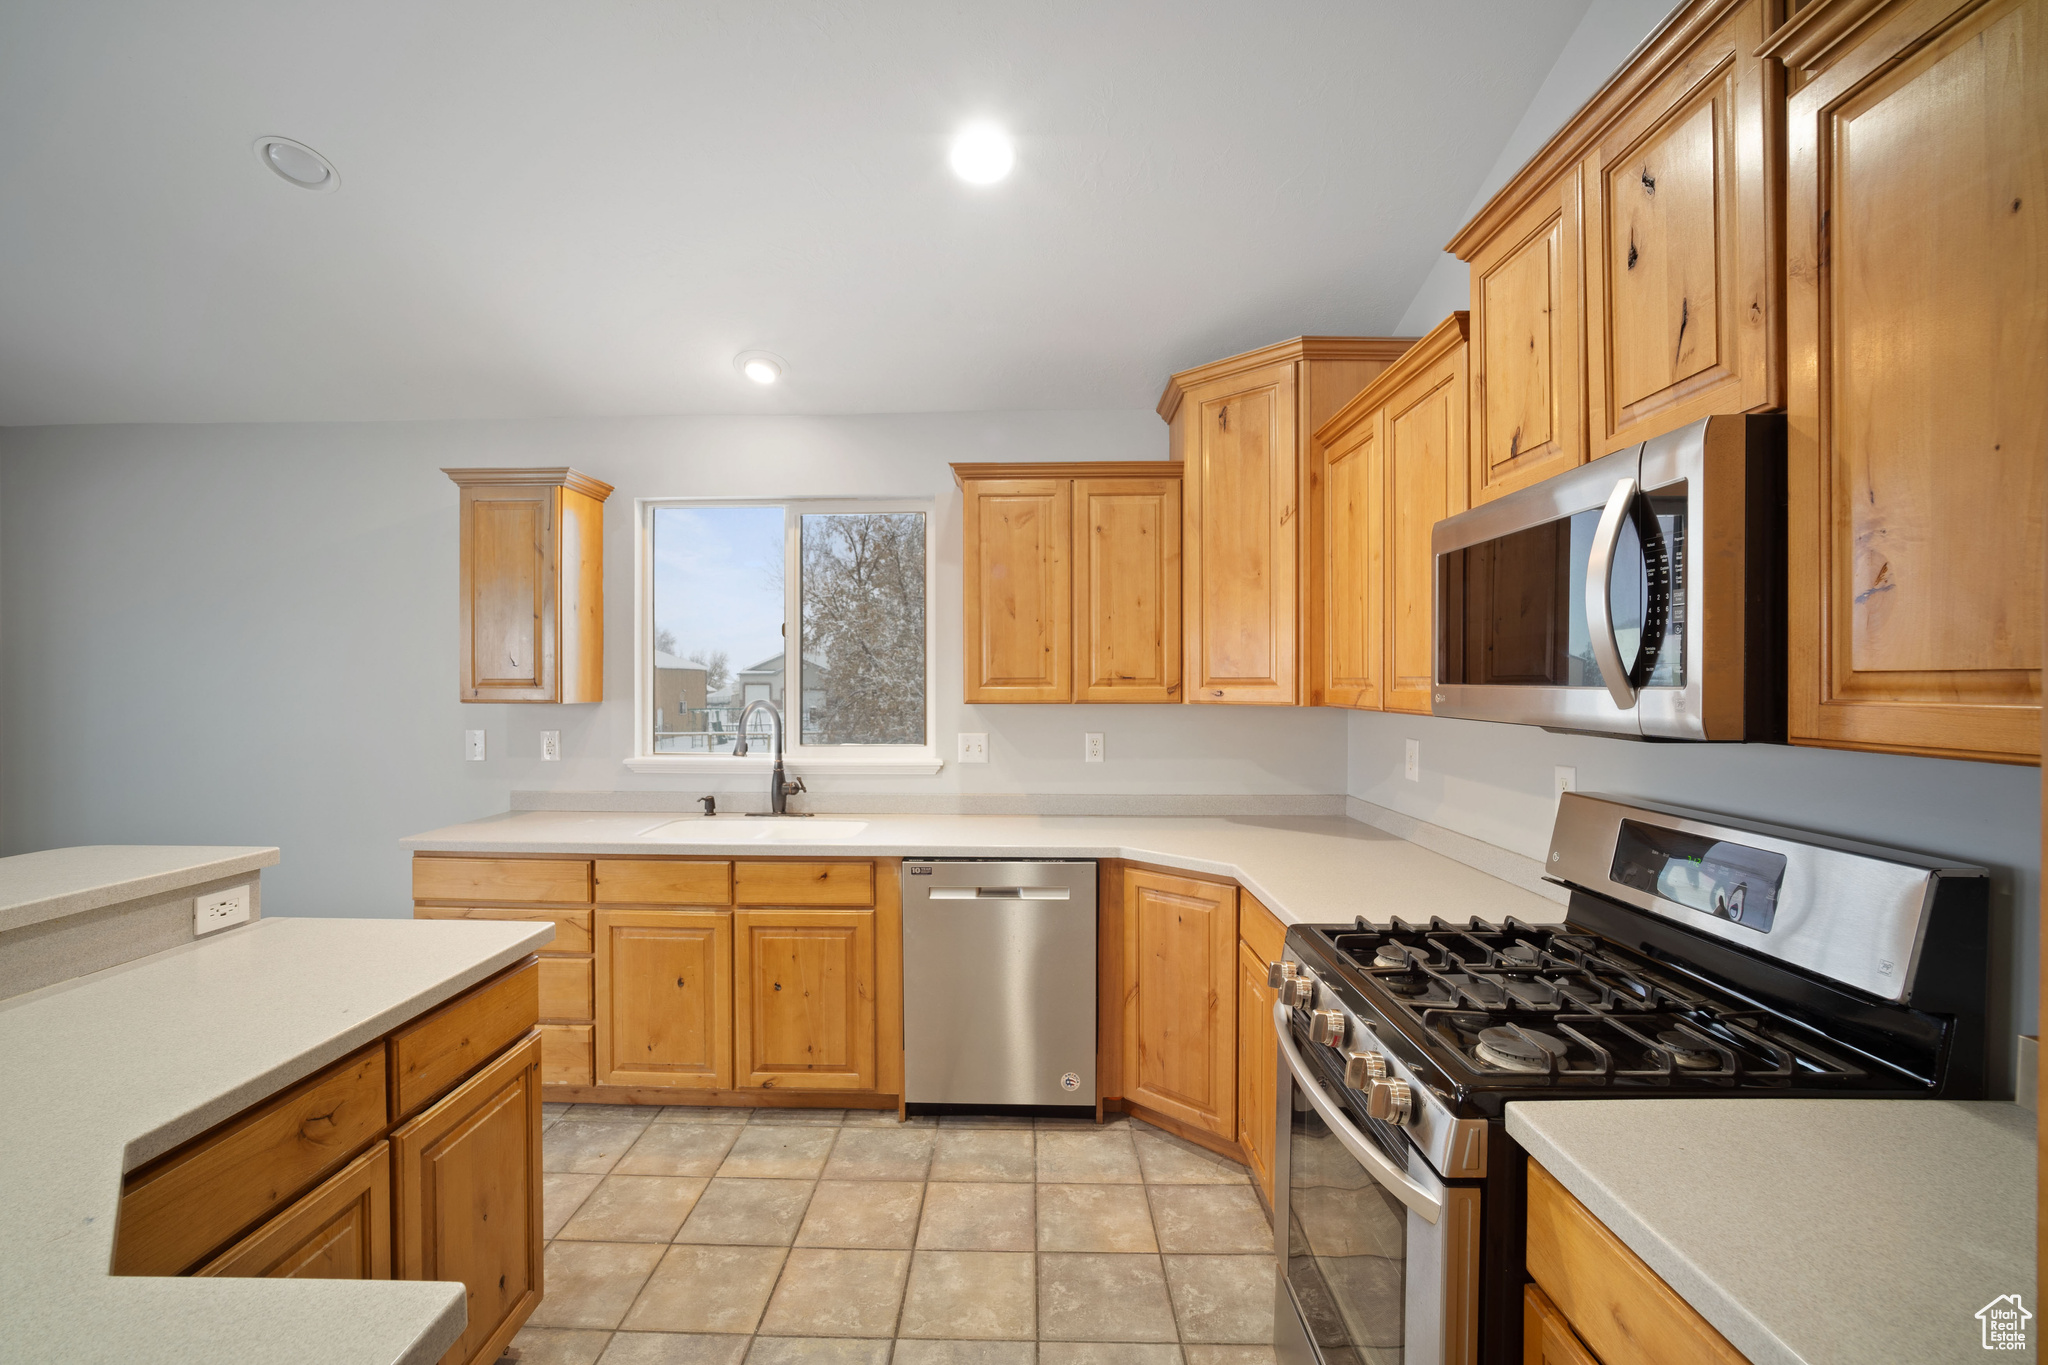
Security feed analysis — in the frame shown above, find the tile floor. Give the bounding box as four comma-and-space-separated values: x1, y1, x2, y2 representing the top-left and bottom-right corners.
512, 1103, 1281, 1365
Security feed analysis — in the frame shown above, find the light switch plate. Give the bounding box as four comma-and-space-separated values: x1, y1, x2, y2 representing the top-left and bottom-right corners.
541, 730, 561, 761
195, 884, 251, 936
1084, 732, 1104, 763
1403, 739, 1420, 782
957, 732, 988, 764
465, 729, 486, 761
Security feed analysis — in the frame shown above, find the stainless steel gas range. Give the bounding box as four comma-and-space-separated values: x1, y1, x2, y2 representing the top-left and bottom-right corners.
1269, 792, 1989, 1365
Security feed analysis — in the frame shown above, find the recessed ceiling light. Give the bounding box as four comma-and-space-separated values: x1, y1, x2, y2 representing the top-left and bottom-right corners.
948, 124, 1014, 185
254, 136, 338, 192
734, 351, 785, 385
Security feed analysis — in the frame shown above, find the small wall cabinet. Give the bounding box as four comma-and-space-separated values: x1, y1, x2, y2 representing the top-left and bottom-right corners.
444, 467, 613, 704
956, 463, 1183, 705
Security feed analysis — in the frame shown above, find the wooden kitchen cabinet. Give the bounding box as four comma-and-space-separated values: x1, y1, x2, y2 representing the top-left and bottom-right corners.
1316, 374, 1386, 710
955, 463, 1183, 704
1236, 893, 1286, 1202
393, 1032, 545, 1365
1159, 337, 1411, 705
596, 908, 733, 1089
1523, 1283, 1602, 1365
195, 1143, 391, 1281
733, 908, 878, 1091
444, 467, 612, 704
1770, 0, 2044, 764
1121, 868, 1238, 1140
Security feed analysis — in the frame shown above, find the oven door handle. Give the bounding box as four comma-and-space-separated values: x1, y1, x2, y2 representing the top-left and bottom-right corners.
1585, 476, 1640, 712
1274, 1001, 1444, 1225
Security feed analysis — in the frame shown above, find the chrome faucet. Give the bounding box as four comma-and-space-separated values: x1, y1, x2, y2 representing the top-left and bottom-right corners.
732, 699, 807, 816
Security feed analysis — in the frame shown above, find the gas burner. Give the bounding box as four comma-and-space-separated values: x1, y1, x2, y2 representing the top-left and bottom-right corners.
1473, 1027, 1566, 1074
1657, 1029, 1721, 1071
1496, 942, 1542, 967
1373, 945, 1412, 969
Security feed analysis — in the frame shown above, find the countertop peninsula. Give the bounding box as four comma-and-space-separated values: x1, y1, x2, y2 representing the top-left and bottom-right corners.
0, 844, 279, 934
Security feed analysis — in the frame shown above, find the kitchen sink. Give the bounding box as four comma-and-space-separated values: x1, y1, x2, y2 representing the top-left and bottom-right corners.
638, 817, 869, 842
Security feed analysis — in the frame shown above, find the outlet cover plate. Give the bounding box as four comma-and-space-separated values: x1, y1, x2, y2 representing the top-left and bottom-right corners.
465, 729, 487, 762
1084, 732, 1104, 762
195, 884, 252, 936
542, 730, 561, 761
1403, 739, 1420, 782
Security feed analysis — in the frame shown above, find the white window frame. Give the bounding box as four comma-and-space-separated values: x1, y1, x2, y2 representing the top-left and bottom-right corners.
627, 496, 941, 775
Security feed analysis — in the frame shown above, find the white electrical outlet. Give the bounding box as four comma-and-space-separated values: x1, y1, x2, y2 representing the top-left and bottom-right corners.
541, 730, 561, 761
957, 732, 988, 764
1404, 738, 1420, 782
1554, 765, 1577, 798
1084, 732, 1104, 763
195, 884, 251, 936
465, 729, 487, 761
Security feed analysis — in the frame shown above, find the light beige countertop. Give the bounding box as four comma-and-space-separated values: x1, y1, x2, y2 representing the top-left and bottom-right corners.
1508, 1098, 2038, 1365
0, 844, 279, 934
0, 915, 552, 1365
400, 811, 1565, 926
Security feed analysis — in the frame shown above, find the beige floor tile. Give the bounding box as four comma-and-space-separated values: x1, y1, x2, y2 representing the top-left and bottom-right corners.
543, 1102, 576, 1118
547, 1121, 652, 1176
675, 1178, 816, 1246
1164, 1255, 1277, 1344
1035, 1184, 1158, 1253
571, 1104, 661, 1124
917, 1182, 1035, 1251
599, 1333, 751, 1364
1040, 1346, 1183, 1365
651, 1106, 751, 1125
529, 1241, 666, 1328
898, 1250, 1037, 1339
509, 1325, 612, 1365
930, 1130, 1036, 1183
889, 1344, 1036, 1365
1148, 1185, 1274, 1254
1033, 1115, 1128, 1131
558, 1175, 708, 1242
823, 1126, 936, 1180
622, 1244, 788, 1334
840, 1110, 937, 1127
1133, 1132, 1251, 1186
718, 1126, 839, 1179
1035, 1130, 1141, 1184
937, 1113, 1035, 1129
748, 1107, 847, 1126
544, 1172, 605, 1239
744, 1339, 894, 1364
1182, 1349, 1279, 1365
1037, 1253, 1177, 1342
757, 1247, 913, 1337
616, 1123, 743, 1177
796, 1180, 925, 1249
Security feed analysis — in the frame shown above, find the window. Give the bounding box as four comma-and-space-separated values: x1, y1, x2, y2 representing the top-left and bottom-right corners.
632, 499, 936, 773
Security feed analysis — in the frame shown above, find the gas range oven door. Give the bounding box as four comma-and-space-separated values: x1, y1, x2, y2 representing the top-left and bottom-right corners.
1274, 1005, 1480, 1365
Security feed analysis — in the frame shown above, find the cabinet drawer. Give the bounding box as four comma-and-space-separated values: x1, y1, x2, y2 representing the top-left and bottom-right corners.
413, 857, 592, 905
195, 1143, 391, 1281
1238, 890, 1287, 967
116, 1046, 388, 1277
735, 860, 875, 907
388, 959, 540, 1121
1526, 1158, 1748, 1365
541, 1023, 596, 1087
595, 858, 733, 905
540, 956, 594, 1022
414, 905, 592, 955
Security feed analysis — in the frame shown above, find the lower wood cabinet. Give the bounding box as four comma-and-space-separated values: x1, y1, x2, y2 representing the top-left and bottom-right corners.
1524, 1282, 1601, 1365
734, 908, 878, 1091
1121, 868, 1238, 1141
195, 1142, 391, 1281
1235, 939, 1278, 1200
540, 1023, 595, 1087
596, 908, 733, 1089
393, 1032, 545, 1365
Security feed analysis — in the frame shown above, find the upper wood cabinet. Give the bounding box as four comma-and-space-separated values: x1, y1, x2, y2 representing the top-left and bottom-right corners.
444, 467, 613, 704
1159, 338, 1412, 704
1121, 867, 1238, 1141
1311, 315, 1472, 715
956, 463, 1182, 705
1770, 0, 2044, 764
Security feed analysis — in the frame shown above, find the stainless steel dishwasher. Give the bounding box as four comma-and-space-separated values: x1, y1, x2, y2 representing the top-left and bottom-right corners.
902, 859, 1097, 1110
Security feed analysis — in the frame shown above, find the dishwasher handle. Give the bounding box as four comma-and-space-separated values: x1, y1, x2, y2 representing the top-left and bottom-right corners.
925, 886, 1073, 900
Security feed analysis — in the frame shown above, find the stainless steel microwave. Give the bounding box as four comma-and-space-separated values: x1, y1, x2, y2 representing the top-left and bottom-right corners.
1431, 414, 1784, 741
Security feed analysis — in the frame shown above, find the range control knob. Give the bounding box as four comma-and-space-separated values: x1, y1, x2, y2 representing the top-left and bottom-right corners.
1342, 1050, 1388, 1089
1309, 1010, 1347, 1048
1281, 973, 1319, 1009
1266, 960, 1298, 989
1365, 1078, 1413, 1125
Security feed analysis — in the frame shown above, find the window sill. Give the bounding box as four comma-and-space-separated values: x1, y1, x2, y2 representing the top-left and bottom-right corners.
623, 753, 944, 777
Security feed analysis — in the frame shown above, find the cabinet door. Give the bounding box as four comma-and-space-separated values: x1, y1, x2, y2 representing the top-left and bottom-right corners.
1522, 1283, 1601, 1365
1074, 476, 1183, 703
1583, 0, 1778, 454
1385, 341, 1471, 714
962, 477, 1073, 703
1469, 171, 1584, 505
1784, 0, 2045, 763
393, 1033, 544, 1365
1121, 869, 1237, 1139
1320, 407, 1385, 709
734, 909, 878, 1091
459, 484, 558, 703
1184, 363, 1301, 703
196, 1144, 390, 1281
596, 909, 732, 1090
1235, 940, 1278, 1202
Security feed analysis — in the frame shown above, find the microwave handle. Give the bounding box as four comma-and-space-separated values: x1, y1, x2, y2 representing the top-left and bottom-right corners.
1274, 1001, 1445, 1224
1585, 477, 1640, 711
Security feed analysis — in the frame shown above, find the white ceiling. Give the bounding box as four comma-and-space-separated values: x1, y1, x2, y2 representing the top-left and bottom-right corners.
0, 1, 1591, 425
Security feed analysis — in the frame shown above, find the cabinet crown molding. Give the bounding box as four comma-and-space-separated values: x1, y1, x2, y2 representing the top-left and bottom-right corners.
1755, 0, 1892, 71
443, 466, 616, 501
1313, 313, 1470, 446
1155, 335, 1416, 422
1444, 0, 1770, 260
950, 461, 1182, 489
